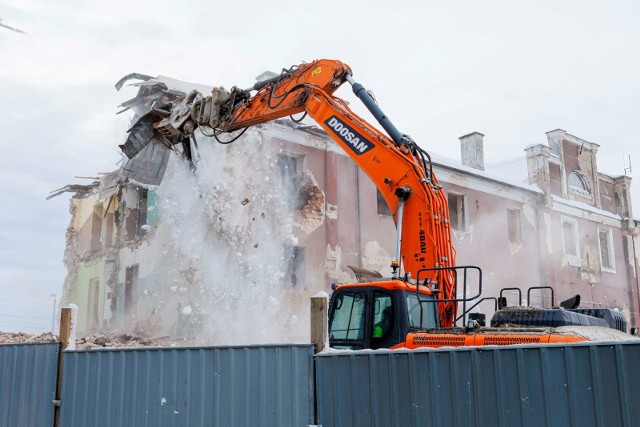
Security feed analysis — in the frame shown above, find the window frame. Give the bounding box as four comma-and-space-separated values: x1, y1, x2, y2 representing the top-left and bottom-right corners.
568, 171, 591, 197
276, 153, 307, 211
506, 208, 523, 246
87, 277, 100, 330
561, 216, 580, 266
447, 192, 467, 232
328, 291, 367, 345
598, 226, 616, 273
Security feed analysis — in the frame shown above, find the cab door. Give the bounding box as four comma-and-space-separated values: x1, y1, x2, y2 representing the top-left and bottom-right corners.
329, 287, 405, 350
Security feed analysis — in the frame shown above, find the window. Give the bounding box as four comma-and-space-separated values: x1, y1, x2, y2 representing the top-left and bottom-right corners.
377, 189, 392, 216
448, 193, 466, 231
276, 154, 307, 210
568, 171, 589, 193
104, 213, 114, 248
561, 217, 580, 265
371, 292, 393, 344
507, 208, 522, 245
87, 278, 100, 330
90, 205, 103, 252
124, 264, 139, 319
598, 226, 615, 272
284, 245, 305, 287
125, 188, 149, 240
329, 292, 366, 341
137, 188, 148, 236
406, 293, 437, 329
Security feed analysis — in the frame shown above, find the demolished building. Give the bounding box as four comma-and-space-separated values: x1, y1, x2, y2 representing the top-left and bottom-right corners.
54, 75, 640, 342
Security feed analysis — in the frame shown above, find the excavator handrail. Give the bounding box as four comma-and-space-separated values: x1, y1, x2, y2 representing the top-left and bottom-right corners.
527, 286, 555, 308
499, 287, 522, 307
416, 265, 483, 326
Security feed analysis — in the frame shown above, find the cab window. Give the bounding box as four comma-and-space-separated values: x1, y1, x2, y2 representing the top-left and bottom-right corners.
372, 292, 393, 341
406, 293, 437, 329
329, 292, 366, 340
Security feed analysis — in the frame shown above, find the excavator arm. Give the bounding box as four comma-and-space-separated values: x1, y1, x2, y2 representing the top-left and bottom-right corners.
144, 59, 458, 326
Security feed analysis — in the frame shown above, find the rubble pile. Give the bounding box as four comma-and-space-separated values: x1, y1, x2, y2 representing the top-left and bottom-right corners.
0, 331, 58, 344
0, 331, 170, 349
75, 333, 170, 350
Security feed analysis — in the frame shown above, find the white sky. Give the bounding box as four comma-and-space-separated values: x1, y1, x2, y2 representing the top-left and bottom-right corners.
1, 0, 639, 333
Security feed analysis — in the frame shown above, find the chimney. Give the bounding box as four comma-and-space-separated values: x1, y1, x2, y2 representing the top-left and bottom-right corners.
459, 132, 485, 171
613, 175, 633, 224
525, 144, 552, 206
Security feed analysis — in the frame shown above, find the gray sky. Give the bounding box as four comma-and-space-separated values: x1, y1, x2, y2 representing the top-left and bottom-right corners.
1, 0, 639, 333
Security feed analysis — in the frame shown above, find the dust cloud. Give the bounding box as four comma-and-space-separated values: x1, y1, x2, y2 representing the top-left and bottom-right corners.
136, 129, 308, 345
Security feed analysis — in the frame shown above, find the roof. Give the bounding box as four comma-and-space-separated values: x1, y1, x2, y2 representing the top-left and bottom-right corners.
431, 152, 542, 194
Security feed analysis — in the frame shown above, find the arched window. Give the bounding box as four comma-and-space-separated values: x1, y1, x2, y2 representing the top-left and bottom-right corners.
568, 171, 589, 193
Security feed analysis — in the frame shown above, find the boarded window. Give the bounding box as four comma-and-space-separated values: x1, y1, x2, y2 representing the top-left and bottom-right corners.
377, 189, 391, 216
507, 208, 522, 244
561, 218, 579, 258
598, 227, 615, 271
448, 193, 466, 231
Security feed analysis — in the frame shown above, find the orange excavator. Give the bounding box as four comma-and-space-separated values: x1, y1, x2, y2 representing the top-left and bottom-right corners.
120, 59, 631, 349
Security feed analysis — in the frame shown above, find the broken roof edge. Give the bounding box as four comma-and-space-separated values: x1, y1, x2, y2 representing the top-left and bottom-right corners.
47, 183, 99, 200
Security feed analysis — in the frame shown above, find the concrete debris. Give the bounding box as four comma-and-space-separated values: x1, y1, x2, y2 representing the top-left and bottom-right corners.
0, 331, 170, 349
75, 333, 170, 350
0, 332, 58, 344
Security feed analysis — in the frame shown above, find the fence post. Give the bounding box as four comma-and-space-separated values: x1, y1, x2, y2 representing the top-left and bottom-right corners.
53, 307, 74, 427
310, 294, 328, 353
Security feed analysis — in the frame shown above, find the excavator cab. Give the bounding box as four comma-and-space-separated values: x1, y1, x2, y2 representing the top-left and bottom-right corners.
328, 281, 439, 350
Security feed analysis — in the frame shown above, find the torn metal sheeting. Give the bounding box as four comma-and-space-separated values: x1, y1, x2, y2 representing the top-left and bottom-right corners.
120, 109, 170, 159
114, 73, 155, 91
47, 183, 98, 200
120, 139, 171, 186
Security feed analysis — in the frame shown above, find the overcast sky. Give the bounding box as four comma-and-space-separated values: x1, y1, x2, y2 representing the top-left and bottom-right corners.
1, 0, 639, 333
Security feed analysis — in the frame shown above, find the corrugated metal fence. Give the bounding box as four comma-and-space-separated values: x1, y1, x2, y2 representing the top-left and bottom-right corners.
315, 341, 640, 427
3, 341, 639, 426
59, 344, 314, 427
0, 342, 59, 427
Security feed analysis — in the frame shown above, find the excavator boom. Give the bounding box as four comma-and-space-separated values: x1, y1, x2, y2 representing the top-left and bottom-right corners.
151, 59, 458, 326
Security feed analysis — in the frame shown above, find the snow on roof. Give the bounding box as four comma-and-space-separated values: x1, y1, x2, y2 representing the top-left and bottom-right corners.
485, 156, 529, 185
429, 152, 542, 194
552, 195, 622, 220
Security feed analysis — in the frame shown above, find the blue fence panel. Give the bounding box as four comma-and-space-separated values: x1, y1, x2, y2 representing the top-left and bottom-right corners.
0, 342, 59, 427
315, 341, 640, 427
59, 344, 315, 427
